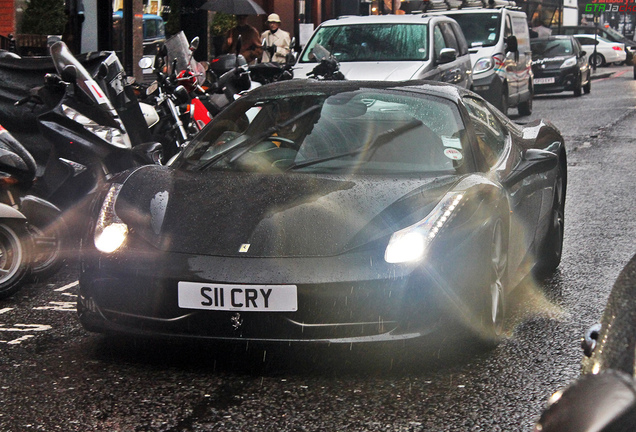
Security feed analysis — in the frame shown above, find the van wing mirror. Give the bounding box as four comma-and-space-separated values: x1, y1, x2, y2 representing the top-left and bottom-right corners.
505, 35, 518, 53
438, 48, 457, 64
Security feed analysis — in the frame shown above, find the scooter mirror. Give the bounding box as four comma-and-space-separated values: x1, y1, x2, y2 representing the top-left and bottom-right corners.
190, 37, 200, 52
61, 65, 77, 83
139, 57, 153, 69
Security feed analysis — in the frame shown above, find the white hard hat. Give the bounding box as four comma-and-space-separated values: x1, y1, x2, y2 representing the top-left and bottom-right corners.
267, 13, 281, 23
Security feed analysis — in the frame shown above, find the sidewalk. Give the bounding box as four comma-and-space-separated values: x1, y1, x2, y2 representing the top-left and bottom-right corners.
590, 64, 631, 80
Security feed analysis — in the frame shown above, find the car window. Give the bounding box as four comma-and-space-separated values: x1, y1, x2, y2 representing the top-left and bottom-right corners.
450, 21, 469, 56
575, 36, 598, 45
179, 89, 469, 175
433, 25, 447, 59
300, 24, 429, 62
449, 13, 501, 48
440, 22, 459, 52
504, 15, 513, 39
463, 97, 506, 168
531, 39, 574, 58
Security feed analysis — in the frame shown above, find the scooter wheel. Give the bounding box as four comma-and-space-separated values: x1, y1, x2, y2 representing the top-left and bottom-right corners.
28, 214, 69, 280
0, 220, 31, 299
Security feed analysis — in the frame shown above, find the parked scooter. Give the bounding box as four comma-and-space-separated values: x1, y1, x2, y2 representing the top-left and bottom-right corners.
0, 202, 31, 299
11, 41, 162, 275
0, 125, 66, 279
305, 44, 345, 81
248, 37, 296, 85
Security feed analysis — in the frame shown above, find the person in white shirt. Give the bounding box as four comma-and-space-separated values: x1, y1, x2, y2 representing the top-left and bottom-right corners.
261, 13, 291, 64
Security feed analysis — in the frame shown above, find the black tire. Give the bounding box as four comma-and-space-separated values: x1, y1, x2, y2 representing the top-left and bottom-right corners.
0, 220, 31, 299
583, 76, 591, 94
534, 160, 566, 279
27, 214, 68, 280
590, 53, 606, 68
497, 88, 509, 116
517, 93, 533, 116
573, 79, 582, 97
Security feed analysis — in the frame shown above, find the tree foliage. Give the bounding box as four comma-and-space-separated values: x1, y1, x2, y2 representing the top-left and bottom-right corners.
211, 12, 236, 37
20, 0, 67, 35
165, 0, 182, 36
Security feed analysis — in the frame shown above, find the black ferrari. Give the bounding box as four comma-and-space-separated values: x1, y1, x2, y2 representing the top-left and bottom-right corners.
78, 80, 566, 345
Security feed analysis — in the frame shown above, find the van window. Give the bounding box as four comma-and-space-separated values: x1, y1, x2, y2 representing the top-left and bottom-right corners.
433, 25, 447, 58
448, 13, 502, 48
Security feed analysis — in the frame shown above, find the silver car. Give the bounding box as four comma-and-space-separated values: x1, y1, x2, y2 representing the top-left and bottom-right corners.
294, 14, 473, 88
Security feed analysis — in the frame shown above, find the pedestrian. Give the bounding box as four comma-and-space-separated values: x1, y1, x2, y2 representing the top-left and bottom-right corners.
261, 13, 291, 64
222, 14, 262, 64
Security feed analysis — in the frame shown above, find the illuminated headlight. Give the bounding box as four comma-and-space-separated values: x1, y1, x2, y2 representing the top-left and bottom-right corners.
384, 193, 464, 263
62, 104, 131, 149
473, 57, 494, 74
560, 56, 577, 68
94, 183, 128, 253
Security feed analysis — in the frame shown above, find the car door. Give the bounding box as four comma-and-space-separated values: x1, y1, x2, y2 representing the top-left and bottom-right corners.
438, 21, 471, 87
501, 14, 519, 102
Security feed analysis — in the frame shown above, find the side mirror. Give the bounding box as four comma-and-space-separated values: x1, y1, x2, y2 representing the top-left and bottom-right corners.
535, 371, 636, 432
132, 142, 164, 165
505, 35, 518, 53
438, 48, 457, 64
61, 65, 77, 83
190, 37, 200, 52
173, 85, 190, 104
580, 50, 587, 57
501, 148, 557, 187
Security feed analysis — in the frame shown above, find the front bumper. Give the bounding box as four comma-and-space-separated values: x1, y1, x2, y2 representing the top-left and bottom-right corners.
532, 67, 581, 94
78, 248, 453, 344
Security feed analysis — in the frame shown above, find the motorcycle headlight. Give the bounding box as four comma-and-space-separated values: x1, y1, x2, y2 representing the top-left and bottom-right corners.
62, 105, 131, 149
384, 193, 464, 263
473, 57, 494, 74
94, 183, 128, 253
560, 56, 577, 68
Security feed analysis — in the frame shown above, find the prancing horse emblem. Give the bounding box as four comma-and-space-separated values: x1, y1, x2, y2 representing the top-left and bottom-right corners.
239, 244, 250, 253
231, 313, 243, 330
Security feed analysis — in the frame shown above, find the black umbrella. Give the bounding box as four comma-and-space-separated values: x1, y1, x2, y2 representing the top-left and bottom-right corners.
200, 0, 266, 15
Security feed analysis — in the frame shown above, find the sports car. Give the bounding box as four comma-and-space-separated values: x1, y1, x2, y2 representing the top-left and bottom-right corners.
78, 80, 567, 346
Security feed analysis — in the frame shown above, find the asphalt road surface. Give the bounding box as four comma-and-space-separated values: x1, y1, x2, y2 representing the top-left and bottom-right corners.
1, 66, 635, 431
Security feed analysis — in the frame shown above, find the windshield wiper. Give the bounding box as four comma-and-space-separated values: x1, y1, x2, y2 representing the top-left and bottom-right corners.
197, 105, 321, 171
286, 118, 423, 171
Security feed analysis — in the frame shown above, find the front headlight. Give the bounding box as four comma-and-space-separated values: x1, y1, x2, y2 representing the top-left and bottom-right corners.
473, 57, 494, 74
62, 104, 132, 149
560, 56, 577, 68
384, 192, 464, 263
94, 183, 128, 253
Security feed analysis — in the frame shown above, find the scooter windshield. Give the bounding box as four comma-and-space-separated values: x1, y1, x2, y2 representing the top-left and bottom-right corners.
164, 31, 205, 85
50, 41, 131, 149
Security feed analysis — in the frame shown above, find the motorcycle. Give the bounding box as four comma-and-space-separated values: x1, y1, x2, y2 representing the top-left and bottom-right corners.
305, 44, 345, 81
0, 202, 31, 299
248, 37, 296, 85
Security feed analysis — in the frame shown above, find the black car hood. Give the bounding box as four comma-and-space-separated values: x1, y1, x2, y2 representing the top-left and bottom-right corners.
115, 165, 458, 257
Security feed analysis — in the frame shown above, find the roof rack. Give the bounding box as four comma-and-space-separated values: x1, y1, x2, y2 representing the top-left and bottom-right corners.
420, 0, 520, 12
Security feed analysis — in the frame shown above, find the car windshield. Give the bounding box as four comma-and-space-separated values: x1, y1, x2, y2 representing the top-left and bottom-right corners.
175, 89, 468, 175
299, 24, 429, 62
531, 39, 574, 58
449, 13, 501, 48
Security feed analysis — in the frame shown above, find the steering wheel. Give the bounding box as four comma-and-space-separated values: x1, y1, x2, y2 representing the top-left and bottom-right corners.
266, 136, 299, 150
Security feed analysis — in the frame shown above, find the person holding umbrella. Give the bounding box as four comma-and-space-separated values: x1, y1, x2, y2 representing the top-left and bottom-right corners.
222, 14, 262, 64
261, 13, 291, 64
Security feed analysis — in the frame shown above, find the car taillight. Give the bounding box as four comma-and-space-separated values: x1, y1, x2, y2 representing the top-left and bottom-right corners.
612, 46, 623, 51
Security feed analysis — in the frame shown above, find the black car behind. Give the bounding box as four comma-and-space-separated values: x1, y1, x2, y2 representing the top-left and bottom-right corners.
531, 35, 591, 97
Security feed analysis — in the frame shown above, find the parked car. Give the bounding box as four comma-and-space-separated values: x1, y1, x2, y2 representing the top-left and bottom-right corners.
553, 25, 636, 65
433, 7, 534, 116
530, 35, 591, 96
572, 34, 626, 67
78, 80, 566, 348
294, 14, 473, 89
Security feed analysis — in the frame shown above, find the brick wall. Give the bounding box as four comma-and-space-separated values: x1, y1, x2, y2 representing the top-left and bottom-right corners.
0, 0, 16, 36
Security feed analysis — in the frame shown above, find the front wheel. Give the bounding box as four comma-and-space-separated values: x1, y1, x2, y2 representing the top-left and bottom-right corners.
517, 94, 533, 116
28, 215, 68, 280
0, 220, 31, 299
484, 218, 508, 339
583, 76, 591, 94
534, 162, 566, 278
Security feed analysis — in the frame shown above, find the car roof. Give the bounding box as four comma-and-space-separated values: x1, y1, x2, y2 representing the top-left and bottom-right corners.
245, 79, 469, 104
317, 14, 450, 26
432, 7, 526, 16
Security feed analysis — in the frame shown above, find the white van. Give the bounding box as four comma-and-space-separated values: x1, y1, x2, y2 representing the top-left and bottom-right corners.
435, 7, 533, 116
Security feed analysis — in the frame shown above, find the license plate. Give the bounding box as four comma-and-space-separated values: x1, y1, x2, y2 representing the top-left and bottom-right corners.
178, 282, 298, 312
534, 77, 555, 84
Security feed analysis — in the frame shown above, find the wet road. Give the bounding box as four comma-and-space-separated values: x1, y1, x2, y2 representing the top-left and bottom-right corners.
1, 66, 636, 431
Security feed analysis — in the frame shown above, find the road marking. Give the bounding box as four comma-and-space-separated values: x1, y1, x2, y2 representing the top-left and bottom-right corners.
6, 335, 35, 345
54, 281, 79, 292
33, 302, 76, 312
0, 324, 52, 332
0, 308, 13, 315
